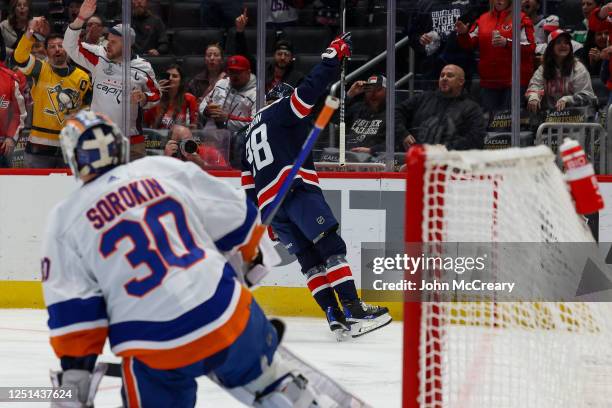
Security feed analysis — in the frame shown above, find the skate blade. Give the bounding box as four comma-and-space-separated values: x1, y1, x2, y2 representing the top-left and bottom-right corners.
333, 328, 351, 342
350, 314, 392, 338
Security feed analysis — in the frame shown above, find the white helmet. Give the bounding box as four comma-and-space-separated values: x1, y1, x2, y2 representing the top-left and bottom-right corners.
60, 109, 129, 179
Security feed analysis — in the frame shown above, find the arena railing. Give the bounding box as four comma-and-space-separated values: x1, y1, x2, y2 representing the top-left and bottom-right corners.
535, 122, 611, 174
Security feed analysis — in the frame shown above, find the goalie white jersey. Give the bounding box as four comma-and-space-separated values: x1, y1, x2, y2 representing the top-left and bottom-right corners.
41, 157, 259, 370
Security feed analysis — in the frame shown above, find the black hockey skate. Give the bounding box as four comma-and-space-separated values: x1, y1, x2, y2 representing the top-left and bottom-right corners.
342, 300, 392, 338
325, 306, 350, 341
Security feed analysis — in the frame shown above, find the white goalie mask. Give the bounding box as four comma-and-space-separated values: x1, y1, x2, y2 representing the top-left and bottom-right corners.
60, 109, 129, 179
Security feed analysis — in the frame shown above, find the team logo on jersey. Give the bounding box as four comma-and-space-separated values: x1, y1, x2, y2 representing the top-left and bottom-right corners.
317, 216, 325, 225
0, 95, 8, 109
103, 62, 115, 76
45, 85, 82, 123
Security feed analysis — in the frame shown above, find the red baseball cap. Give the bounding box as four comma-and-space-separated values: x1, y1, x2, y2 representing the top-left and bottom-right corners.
226, 55, 251, 71
547, 29, 571, 45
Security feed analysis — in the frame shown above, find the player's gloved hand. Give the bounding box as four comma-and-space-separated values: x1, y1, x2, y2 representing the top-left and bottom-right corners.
50, 363, 107, 408
244, 251, 270, 288
322, 32, 352, 61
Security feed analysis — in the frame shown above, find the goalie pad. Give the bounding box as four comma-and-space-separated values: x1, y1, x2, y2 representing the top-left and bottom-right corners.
49, 363, 107, 408
223, 345, 370, 408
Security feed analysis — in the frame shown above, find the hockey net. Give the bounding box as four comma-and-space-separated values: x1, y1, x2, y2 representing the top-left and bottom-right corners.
403, 145, 612, 408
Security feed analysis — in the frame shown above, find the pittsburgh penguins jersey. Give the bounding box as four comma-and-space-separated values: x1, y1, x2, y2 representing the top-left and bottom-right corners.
41, 157, 260, 369
14, 35, 90, 147
240, 58, 340, 214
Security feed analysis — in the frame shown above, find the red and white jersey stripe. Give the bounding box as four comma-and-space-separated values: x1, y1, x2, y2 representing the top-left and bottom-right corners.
256, 165, 320, 211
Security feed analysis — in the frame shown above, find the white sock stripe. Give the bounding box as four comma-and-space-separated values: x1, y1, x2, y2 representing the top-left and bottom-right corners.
306, 272, 326, 284
326, 263, 350, 274
329, 276, 354, 287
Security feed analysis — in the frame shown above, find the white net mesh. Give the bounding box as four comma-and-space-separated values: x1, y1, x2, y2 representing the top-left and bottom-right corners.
415, 145, 612, 408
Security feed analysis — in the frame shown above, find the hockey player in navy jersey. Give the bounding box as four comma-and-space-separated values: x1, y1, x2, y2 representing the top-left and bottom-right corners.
241, 33, 392, 339
42, 109, 348, 407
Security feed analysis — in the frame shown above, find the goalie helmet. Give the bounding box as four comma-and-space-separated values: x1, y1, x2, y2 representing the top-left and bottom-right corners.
265, 82, 294, 102
60, 109, 129, 180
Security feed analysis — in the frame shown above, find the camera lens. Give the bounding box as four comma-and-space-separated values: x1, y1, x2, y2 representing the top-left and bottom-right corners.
179, 139, 198, 156
184, 139, 198, 154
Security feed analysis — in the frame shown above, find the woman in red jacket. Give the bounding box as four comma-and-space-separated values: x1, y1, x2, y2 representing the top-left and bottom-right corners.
456, 0, 536, 111
145, 64, 199, 130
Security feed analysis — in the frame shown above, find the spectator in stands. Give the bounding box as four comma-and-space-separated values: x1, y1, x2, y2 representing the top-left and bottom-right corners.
132, 0, 168, 56
522, 0, 545, 44
535, 15, 583, 56
1, 0, 32, 57
266, 0, 303, 31
200, 0, 242, 29
186, 43, 226, 105
47, 0, 82, 34
526, 29, 596, 112
395, 64, 486, 150
199, 54, 256, 134
407, 0, 481, 88
0, 58, 26, 168
574, 0, 601, 44
456, 0, 536, 111
577, 27, 608, 75
266, 40, 304, 92
588, 1, 612, 104
163, 124, 228, 169
67, 1, 83, 24
199, 54, 255, 166
14, 17, 91, 168
344, 74, 386, 155
66, 0, 161, 161
82, 15, 107, 47
145, 64, 199, 130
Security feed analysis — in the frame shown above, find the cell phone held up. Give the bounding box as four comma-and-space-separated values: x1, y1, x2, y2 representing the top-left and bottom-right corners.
158, 72, 170, 82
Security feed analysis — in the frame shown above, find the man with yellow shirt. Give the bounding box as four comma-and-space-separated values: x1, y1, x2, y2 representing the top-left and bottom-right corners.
14, 16, 90, 168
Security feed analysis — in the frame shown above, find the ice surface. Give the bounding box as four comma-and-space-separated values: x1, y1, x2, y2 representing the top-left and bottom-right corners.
0, 310, 402, 407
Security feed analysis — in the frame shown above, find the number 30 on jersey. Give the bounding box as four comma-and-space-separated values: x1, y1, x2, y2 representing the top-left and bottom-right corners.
246, 123, 273, 175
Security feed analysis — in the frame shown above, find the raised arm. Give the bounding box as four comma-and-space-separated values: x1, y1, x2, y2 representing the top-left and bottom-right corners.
64, 0, 101, 72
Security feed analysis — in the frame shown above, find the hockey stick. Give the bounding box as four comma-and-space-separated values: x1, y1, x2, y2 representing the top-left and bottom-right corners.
338, 0, 347, 167
241, 95, 340, 262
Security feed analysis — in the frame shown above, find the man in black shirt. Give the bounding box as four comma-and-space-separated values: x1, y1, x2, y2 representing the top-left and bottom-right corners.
345, 74, 387, 155
396, 64, 485, 150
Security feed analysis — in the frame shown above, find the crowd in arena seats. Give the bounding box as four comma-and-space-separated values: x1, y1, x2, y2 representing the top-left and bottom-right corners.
1, 0, 612, 171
